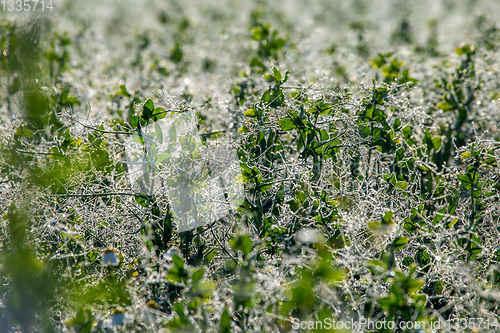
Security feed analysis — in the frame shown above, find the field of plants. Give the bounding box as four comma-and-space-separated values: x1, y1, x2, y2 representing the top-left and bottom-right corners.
2, 0, 500, 332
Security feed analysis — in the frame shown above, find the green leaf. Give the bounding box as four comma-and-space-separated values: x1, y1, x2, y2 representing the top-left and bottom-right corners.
456, 45, 474, 55
283, 70, 290, 83
191, 282, 216, 298
382, 211, 393, 224
406, 278, 424, 294
273, 38, 286, 50
261, 90, 271, 102
132, 133, 144, 145
296, 191, 307, 203
314, 263, 344, 282
172, 253, 184, 269
131, 116, 139, 128
152, 107, 167, 120
278, 118, 295, 131
460, 151, 472, 159
431, 136, 441, 150
220, 308, 231, 333
370, 53, 392, 68
135, 194, 150, 207
250, 57, 265, 72
392, 236, 408, 251
142, 99, 154, 121
234, 173, 248, 183
402, 126, 412, 138
368, 221, 394, 234
155, 122, 163, 144
169, 125, 177, 141
415, 250, 430, 267
230, 235, 253, 255
244, 109, 257, 117
257, 182, 272, 192
382, 65, 400, 79
87, 251, 99, 262
273, 67, 281, 82
393, 118, 401, 130
64, 307, 95, 332
115, 85, 131, 97
320, 129, 329, 141
457, 168, 480, 190
173, 302, 185, 319
156, 153, 169, 164
395, 181, 408, 190
192, 268, 205, 284
286, 199, 299, 212
367, 259, 386, 268
367, 259, 387, 274
15, 126, 33, 138
437, 101, 454, 111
